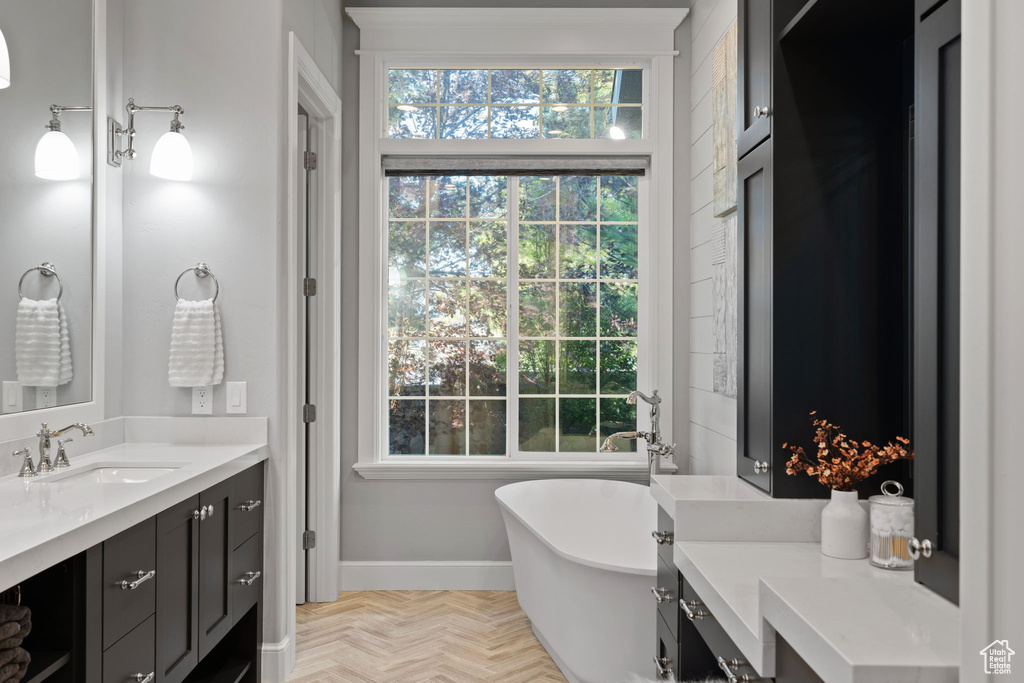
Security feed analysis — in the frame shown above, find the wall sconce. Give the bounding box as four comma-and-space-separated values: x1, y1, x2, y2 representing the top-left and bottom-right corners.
0, 24, 10, 89
109, 97, 193, 181
35, 105, 92, 180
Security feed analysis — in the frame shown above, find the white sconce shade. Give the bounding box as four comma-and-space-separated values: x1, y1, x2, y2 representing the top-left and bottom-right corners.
149, 130, 193, 181
0, 26, 10, 89
35, 130, 80, 180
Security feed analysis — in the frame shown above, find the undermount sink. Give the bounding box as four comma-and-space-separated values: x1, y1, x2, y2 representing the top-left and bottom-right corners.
41, 462, 181, 484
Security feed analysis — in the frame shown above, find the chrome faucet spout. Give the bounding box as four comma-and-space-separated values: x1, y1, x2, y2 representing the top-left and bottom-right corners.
38, 422, 93, 472
600, 431, 639, 452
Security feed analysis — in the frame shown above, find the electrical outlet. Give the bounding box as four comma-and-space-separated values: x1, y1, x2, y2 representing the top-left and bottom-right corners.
36, 387, 55, 409
2, 382, 23, 414
226, 381, 247, 414
192, 385, 213, 415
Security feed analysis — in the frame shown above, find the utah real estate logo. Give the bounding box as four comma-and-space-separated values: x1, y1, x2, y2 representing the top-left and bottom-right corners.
980, 640, 1015, 675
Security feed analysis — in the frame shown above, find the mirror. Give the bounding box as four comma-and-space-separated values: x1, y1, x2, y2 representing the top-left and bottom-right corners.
0, 0, 94, 415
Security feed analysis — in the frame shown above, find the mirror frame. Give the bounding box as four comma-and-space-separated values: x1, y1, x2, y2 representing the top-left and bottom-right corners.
0, 0, 106, 440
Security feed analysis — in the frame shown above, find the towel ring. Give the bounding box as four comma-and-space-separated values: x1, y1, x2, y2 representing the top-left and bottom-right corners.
174, 262, 219, 302
19, 262, 63, 301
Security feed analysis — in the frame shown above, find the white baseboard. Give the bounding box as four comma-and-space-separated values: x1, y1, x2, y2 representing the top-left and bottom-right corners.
261, 635, 294, 683
338, 560, 516, 591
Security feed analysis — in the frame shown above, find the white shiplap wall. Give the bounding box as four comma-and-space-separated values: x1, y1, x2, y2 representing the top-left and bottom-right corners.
688, 0, 738, 475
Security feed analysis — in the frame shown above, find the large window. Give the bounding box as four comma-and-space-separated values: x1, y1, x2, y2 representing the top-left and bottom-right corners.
388, 68, 643, 140
387, 174, 640, 457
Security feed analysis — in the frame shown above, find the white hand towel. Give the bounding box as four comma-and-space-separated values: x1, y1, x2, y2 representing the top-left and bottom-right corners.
16, 298, 71, 387
168, 299, 225, 387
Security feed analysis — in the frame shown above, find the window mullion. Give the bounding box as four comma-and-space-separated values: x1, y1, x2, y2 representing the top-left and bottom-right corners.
553, 176, 561, 457
508, 176, 521, 459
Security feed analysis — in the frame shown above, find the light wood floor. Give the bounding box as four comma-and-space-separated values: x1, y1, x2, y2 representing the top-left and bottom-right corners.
291, 591, 568, 683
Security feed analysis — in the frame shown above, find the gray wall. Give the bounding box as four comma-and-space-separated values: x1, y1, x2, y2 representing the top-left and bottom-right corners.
687, 0, 737, 476
339, 1, 693, 563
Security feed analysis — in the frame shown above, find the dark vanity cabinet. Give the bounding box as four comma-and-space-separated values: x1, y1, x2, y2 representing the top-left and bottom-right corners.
736, 0, 916, 498
737, 0, 773, 158
912, 0, 961, 606
0, 463, 265, 683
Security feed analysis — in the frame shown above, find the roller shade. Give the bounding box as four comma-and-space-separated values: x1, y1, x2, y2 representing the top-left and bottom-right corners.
382, 155, 648, 177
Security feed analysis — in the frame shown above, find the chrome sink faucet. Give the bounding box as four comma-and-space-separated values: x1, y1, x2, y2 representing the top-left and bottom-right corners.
600, 389, 676, 477
38, 422, 94, 472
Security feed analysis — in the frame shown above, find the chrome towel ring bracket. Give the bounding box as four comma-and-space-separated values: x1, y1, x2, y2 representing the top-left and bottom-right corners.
174, 262, 219, 302
19, 262, 63, 301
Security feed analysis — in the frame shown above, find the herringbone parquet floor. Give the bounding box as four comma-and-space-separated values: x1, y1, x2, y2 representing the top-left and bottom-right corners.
290, 591, 568, 683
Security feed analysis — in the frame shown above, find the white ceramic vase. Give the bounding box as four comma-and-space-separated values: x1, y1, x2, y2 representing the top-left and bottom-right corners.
821, 489, 869, 559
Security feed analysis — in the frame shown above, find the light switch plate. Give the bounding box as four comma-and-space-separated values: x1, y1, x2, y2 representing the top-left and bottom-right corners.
2, 382, 23, 414
192, 385, 213, 415
226, 381, 247, 415
36, 387, 55, 409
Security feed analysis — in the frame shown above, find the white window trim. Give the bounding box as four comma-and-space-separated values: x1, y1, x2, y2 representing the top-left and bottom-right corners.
350, 7, 687, 479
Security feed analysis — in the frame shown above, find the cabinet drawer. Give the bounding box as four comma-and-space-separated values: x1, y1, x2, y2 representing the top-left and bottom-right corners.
229, 464, 264, 550
103, 615, 155, 683
654, 611, 678, 681
682, 578, 770, 682
654, 506, 675, 568
231, 531, 263, 621
103, 518, 157, 650
654, 555, 680, 641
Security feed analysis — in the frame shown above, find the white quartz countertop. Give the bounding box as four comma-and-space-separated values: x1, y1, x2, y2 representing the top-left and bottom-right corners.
674, 541, 959, 681
0, 441, 267, 590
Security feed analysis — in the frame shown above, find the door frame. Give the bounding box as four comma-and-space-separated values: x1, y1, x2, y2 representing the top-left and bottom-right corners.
286, 32, 342, 605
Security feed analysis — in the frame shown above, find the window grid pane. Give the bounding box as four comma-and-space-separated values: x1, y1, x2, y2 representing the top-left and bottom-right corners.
388, 174, 638, 457
388, 68, 643, 140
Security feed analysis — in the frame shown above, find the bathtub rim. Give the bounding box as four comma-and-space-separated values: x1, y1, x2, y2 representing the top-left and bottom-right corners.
495, 479, 657, 577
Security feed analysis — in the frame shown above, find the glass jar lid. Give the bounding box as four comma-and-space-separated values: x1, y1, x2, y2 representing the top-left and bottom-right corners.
869, 480, 914, 507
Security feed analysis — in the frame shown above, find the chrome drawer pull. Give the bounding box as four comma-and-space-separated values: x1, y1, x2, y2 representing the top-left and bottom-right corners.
134, 672, 155, 683
680, 599, 711, 620
238, 571, 261, 586
718, 656, 755, 682
653, 656, 673, 679
650, 587, 673, 604
651, 530, 674, 545
238, 499, 262, 512
908, 537, 933, 560
119, 570, 156, 590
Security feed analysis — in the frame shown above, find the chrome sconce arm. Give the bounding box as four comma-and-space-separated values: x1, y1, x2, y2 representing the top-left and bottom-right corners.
109, 98, 192, 180
44, 104, 93, 132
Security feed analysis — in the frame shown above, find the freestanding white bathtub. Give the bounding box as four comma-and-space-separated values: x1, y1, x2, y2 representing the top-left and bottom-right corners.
495, 479, 657, 683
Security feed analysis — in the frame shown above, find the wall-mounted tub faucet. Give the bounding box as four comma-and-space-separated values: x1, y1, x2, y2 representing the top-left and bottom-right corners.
600, 389, 675, 477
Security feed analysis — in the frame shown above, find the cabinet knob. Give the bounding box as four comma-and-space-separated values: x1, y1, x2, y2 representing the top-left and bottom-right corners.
908, 537, 933, 560
207, 503, 214, 518
680, 598, 711, 621
238, 570, 261, 586
753, 460, 770, 473
753, 106, 772, 119
651, 530, 674, 545
119, 569, 156, 591
653, 656, 674, 679
200, 506, 208, 521
193, 509, 200, 520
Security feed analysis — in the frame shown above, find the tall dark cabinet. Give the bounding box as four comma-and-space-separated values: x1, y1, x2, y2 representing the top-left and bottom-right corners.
736, 0, 915, 499
912, 0, 961, 606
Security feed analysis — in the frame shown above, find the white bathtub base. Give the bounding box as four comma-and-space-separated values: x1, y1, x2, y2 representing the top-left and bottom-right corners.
532, 623, 583, 683
496, 479, 658, 683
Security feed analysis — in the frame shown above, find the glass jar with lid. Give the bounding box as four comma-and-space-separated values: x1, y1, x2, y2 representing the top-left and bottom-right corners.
869, 480, 914, 570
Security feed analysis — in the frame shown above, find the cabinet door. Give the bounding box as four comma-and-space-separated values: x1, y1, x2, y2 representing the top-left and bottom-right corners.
737, 140, 773, 493
156, 497, 200, 683
738, 0, 772, 158
913, 0, 960, 605
198, 478, 233, 657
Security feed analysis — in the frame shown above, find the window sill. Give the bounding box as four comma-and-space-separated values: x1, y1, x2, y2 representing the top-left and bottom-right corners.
353, 459, 678, 480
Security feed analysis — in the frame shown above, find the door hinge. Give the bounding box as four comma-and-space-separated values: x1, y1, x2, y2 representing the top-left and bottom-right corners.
303, 403, 317, 423
303, 277, 317, 297
303, 151, 318, 171
302, 530, 316, 550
